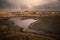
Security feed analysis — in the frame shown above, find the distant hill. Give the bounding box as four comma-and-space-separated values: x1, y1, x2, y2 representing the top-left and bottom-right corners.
0, 11, 60, 18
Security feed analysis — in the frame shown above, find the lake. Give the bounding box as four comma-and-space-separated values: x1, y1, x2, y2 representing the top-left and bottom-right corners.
10, 17, 37, 31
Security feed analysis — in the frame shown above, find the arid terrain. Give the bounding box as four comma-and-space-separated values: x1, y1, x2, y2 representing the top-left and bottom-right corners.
0, 11, 60, 40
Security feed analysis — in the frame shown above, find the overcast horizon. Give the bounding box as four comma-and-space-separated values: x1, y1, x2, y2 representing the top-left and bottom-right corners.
0, 0, 60, 11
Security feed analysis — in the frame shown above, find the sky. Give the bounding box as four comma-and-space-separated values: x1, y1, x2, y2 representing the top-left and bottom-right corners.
0, 0, 60, 11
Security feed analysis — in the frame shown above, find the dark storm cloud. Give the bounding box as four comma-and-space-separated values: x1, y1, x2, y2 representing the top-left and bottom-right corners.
33, 0, 60, 11
0, 0, 11, 9
0, 0, 60, 10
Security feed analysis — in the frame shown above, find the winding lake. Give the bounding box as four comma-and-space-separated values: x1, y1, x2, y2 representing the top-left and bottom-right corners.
10, 17, 37, 31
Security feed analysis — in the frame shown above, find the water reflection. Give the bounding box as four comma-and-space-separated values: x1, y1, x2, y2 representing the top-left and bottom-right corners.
10, 17, 37, 31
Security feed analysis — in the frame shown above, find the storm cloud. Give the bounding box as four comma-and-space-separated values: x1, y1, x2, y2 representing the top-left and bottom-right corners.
0, 0, 60, 10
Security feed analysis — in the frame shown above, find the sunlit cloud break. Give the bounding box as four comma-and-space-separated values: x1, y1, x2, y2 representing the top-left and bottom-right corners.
0, 0, 60, 10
